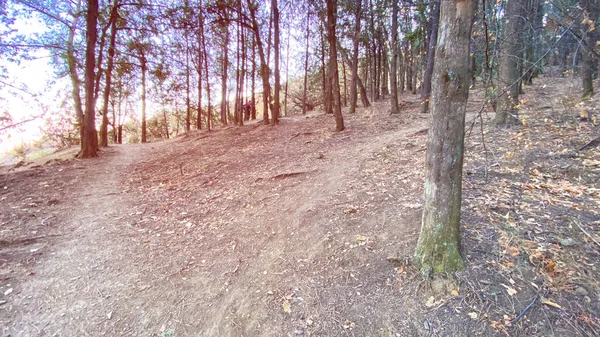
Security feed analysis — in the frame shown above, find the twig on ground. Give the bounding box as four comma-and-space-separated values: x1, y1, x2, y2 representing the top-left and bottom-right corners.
510, 296, 538, 325
572, 219, 600, 249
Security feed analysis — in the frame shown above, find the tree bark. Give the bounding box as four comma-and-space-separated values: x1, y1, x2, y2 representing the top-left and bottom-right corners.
80, 0, 99, 157
247, 0, 271, 124
414, 0, 475, 276
220, 23, 229, 126
67, 0, 84, 146
580, 0, 599, 98
100, 0, 119, 147
141, 57, 147, 143
302, 11, 310, 115
348, 0, 362, 114
390, 0, 400, 114
272, 0, 280, 124
326, 0, 344, 131
494, 0, 522, 125
199, 0, 211, 131
420, 0, 440, 113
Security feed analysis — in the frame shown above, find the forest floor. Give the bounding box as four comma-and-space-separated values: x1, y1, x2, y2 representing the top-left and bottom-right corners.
1, 76, 599, 337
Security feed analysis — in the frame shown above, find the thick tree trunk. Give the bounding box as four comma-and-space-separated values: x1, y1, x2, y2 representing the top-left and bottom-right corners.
80, 0, 99, 157
390, 0, 400, 114
349, 0, 362, 113
272, 0, 280, 124
494, 0, 522, 125
326, 0, 344, 131
580, 0, 599, 98
420, 0, 441, 113
414, 0, 474, 276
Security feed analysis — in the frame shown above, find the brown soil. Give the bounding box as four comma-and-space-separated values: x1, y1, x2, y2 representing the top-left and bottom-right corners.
1, 77, 599, 336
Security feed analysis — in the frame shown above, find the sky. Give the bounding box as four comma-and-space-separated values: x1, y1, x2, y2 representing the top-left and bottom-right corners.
0, 12, 54, 155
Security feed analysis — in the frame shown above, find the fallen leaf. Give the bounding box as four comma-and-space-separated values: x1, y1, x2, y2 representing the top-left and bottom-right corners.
4, 288, 13, 296
451, 289, 459, 296
282, 300, 291, 313
468, 312, 478, 319
501, 284, 518, 296
425, 296, 436, 308
540, 297, 562, 309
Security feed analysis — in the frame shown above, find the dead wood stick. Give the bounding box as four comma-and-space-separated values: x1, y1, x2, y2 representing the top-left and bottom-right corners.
578, 135, 600, 151
573, 219, 600, 249
511, 296, 538, 325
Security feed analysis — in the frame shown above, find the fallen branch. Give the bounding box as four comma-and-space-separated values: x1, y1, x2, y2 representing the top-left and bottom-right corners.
573, 219, 600, 249
578, 135, 600, 151
255, 170, 315, 182
511, 296, 537, 325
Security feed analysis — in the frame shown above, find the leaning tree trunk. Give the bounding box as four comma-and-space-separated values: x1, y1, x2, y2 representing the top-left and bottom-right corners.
326, 0, 344, 131
80, 0, 99, 158
414, 0, 475, 276
494, 0, 522, 125
420, 0, 441, 113
390, 0, 400, 114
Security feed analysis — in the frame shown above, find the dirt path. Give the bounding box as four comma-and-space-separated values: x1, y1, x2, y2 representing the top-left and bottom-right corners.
2, 78, 599, 337
2, 145, 155, 336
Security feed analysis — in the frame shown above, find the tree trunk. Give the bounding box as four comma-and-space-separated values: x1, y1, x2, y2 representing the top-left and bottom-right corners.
221, 25, 229, 126
302, 12, 310, 115
420, 0, 440, 113
360, 58, 370, 107
67, 1, 84, 146
80, 0, 99, 157
163, 109, 170, 139
185, 32, 191, 132
321, 32, 333, 114
494, 0, 522, 125
411, 42, 418, 94
200, 0, 211, 131
342, 58, 347, 107
414, 0, 475, 276
272, 0, 280, 124
100, 0, 119, 147
284, 25, 291, 116
247, 0, 271, 124
390, 0, 400, 114
326, 0, 344, 131
580, 0, 599, 98
348, 0, 362, 114
251, 36, 257, 120
141, 58, 147, 143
